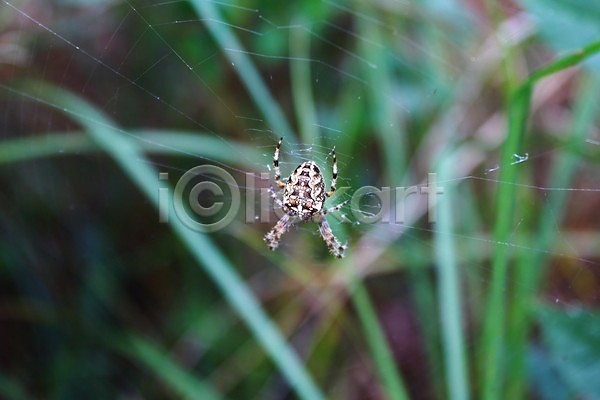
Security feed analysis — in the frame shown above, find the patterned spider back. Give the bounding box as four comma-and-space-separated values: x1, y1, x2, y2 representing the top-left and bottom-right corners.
284, 161, 326, 220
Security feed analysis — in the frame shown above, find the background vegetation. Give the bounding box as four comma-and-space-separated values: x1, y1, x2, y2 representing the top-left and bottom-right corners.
1, 0, 600, 399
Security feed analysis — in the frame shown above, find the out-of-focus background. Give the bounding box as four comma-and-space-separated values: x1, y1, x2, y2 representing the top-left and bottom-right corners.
1, 0, 600, 399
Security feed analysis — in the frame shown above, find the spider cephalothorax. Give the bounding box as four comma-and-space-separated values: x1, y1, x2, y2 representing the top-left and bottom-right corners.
264, 138, 348, 258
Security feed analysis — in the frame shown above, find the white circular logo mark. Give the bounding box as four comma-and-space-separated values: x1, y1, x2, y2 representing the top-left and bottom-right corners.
174, 165, 240, 232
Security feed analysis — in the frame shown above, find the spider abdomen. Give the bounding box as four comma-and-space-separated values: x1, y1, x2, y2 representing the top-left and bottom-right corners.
284, 161, 325, 219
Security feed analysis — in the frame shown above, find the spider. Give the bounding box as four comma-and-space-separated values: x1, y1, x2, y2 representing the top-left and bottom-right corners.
264, 137, 348, 258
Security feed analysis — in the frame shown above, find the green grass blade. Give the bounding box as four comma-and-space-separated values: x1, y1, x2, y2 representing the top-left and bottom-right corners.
480, 39, 600, 400
408, 262, 444, 399
7, 80, 325, 400
0, 133, 93, 164
349, 270, 410, 400
290, 18, 319, 146
480, 83, 531, 400
357, 6, 405, 185
0, 130, 264, 166
189, 0, 295, 143
435, 159, 470, 400
111, 334, 222, 400
506, 73, 600, 398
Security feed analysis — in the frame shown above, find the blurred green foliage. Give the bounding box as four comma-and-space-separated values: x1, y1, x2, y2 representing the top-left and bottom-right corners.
1, 0, 600, 399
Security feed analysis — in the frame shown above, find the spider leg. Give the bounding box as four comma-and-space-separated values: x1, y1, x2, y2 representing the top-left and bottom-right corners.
326, 147, 338, 197
264, 214, 295, 251
268, 185, 284, 208
320, 199, 349, 216
317, 218, 347, 258
274, 137, 285, 189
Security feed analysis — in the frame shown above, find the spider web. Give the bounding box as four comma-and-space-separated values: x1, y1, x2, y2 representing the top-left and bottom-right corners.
1, 0, 600, 398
